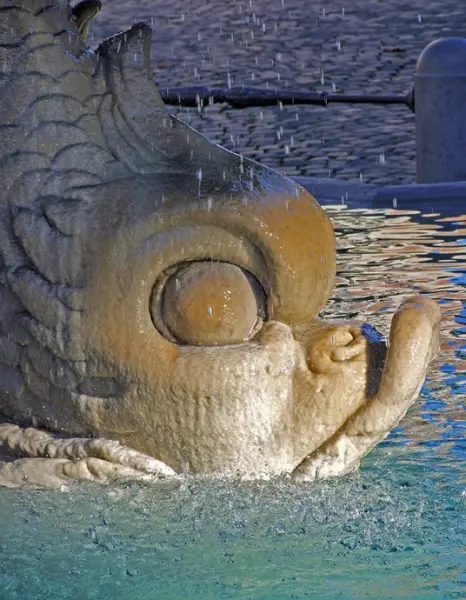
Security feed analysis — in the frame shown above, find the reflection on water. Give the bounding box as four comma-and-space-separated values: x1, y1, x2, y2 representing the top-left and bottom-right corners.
1, 205, 465, 600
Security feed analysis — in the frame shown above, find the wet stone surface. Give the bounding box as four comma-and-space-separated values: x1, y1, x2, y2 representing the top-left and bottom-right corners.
90, 0, 466, 184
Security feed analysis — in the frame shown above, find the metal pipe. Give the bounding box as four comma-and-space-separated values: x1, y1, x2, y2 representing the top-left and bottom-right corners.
159, 86, 414, 112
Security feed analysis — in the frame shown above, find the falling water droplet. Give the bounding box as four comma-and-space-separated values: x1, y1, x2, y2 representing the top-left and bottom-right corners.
379, 153, 386, 165
393, 197, 398, 208
336, 40, 341, 51
260, 111, 264, 120
290, 136, 295, 146
417, 14, 422, 23
321, 70, 325, 85
284, 145, 290, 156
208, 306, 213, 318
197, 169, 203, 199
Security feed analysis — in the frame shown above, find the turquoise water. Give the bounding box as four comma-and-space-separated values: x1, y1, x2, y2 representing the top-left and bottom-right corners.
0, 451, 464, 599
0, 205, 465, 599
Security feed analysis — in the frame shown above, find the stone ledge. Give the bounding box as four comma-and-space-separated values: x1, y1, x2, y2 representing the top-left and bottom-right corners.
295, 176, 466, 213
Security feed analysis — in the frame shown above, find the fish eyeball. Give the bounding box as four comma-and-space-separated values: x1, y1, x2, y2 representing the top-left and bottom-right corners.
157, 262, 264, 346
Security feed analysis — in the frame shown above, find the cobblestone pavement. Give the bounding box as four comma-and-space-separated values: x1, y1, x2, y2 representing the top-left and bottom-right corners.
90, 0, 466, 184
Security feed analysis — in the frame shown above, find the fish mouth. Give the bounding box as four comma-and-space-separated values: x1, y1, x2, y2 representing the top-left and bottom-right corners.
291, 295, 441, 482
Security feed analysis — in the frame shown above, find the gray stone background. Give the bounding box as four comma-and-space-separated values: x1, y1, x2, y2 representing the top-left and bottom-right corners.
91, 0, 466, 185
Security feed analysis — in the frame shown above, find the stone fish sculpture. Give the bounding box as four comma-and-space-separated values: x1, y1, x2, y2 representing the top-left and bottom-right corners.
0, 0, 441, 488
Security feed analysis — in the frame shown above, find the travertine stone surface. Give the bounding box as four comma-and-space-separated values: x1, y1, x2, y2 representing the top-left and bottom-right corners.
0, 1, 441, 487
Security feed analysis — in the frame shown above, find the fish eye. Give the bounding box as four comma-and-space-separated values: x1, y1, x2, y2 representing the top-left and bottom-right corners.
150, 261, 267, 346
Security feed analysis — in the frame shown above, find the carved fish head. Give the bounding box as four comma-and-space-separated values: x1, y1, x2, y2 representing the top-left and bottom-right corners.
0, 1, 440, 481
